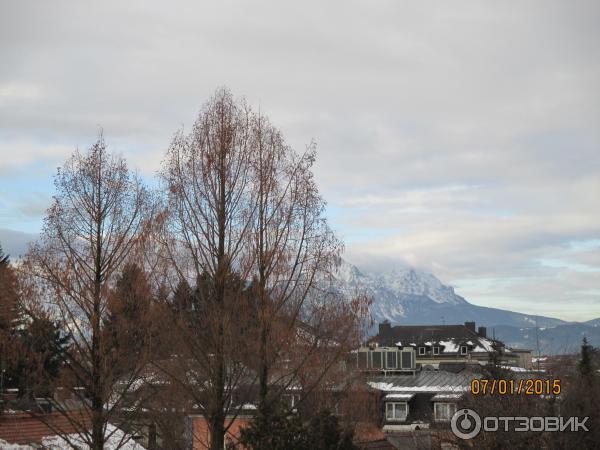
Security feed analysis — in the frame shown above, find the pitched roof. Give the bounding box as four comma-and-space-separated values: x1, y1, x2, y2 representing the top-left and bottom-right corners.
374, 324, 477, 346
371, 324, 501, 354
367, 371, 473, 393
0, 410, 91, 445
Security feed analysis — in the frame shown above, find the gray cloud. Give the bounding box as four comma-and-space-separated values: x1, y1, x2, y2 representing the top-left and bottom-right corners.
0, 0, 599, 320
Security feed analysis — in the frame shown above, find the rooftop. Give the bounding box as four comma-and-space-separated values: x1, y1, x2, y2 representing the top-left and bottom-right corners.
367, 370, 474, 394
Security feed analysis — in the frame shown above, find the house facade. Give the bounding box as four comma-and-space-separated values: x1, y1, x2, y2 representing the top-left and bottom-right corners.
352, 320, 534, 440
367, 371, 473, 431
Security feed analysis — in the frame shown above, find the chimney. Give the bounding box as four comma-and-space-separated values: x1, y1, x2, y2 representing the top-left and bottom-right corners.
379, 321, 391, 336
465, 321, 476, 332
478, 326, 487, 338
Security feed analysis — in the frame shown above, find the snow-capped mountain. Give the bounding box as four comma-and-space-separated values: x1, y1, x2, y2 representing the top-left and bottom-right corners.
332, 260, 599, 354
334, 260, 467, 323
333, 260, 564, 329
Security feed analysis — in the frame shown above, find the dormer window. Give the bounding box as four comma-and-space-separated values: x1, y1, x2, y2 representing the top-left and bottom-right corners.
386, 402, 408, 421
460, 345, 468, 355
418, 347, 426, 356
433, 346, 440, 355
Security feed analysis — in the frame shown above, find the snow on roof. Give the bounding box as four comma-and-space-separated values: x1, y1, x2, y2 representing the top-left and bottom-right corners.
473, 338, 496, 352
431, 393, 463, 401
384, 393, 415, 400
386, 336, 498, 354
40, 424, 146, 450
368, 371, 472, 393
438, 340, 459, 353
500, 366, 529, 372
369, 382, 470, 393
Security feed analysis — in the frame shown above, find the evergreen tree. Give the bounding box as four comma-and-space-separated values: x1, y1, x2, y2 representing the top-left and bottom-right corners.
240, 406, 357, 450
578, 336, 595, 378
9, 315, 70, 397
0, 244, 8, 265
105, 265, 152, 347
306, 409, 357, 450
0, 244, 20, 332
171, 279, 194, 314
0, 243, 22, 399
239, 401, 308, 450
0, 245, 69, 399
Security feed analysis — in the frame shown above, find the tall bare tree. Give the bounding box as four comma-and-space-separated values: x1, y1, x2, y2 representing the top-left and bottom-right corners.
248, 112, 367, 416
24, 135, 151, 450
156, 88, 370, 449
157, 88, 257, 450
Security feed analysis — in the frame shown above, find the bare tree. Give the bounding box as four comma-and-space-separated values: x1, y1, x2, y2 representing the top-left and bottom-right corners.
248, 111, 369, 419
157, 88, 258, 450
156, 88, 370, 449
24, 135, 151, 450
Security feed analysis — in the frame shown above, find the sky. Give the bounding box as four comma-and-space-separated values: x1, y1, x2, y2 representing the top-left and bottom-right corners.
1, 1, 599, 321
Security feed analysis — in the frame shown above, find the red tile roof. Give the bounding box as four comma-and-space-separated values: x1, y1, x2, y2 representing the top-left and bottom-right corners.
0, 410, 91, 445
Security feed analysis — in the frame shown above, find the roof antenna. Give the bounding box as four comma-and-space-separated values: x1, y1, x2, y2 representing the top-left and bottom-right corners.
535, 319, 541, 371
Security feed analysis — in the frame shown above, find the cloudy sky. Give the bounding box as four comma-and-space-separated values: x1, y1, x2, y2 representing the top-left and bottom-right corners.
1, 1, 599, 321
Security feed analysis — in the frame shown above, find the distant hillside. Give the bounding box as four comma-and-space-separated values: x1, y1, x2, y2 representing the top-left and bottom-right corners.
492, 323, 600, 355
333, 260, 566, 328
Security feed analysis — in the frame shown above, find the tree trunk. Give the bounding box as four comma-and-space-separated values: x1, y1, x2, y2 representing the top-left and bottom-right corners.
210, 411, 225, 450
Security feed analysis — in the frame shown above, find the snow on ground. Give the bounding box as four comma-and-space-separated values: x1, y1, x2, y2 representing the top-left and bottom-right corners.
40, 424, 146, 450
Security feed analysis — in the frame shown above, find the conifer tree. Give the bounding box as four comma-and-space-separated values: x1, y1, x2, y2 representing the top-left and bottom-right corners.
578, 336, 594, 378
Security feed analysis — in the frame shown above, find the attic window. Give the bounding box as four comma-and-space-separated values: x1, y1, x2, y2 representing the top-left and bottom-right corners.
460, 346, 468, 355
433, 346, 440, 355
418, 347, 426, 356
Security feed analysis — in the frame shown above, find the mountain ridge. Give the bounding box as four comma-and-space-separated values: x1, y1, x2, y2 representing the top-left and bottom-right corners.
333, 260, 599, 354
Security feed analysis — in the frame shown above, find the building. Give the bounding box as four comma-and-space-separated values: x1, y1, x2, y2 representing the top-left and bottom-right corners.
367, 371, 472, 431
355, 321, 529, 373
349, 320, 536, 447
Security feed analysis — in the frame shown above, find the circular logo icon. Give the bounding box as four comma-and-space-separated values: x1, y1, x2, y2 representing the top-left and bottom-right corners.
451, 408, 482, 440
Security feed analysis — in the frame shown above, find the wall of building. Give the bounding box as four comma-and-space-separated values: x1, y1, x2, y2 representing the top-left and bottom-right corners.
190, 416, 251, 450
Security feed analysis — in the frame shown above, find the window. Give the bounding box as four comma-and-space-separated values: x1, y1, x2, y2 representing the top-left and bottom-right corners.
434, 402, 457, 421
460, 346, 468, 355
433, 346, 440, 355
401, 351, 414, 369
386, 402, 408, 421
386, 351, 397, 369
372, 351, 383, 368
418, 347, 426, 355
